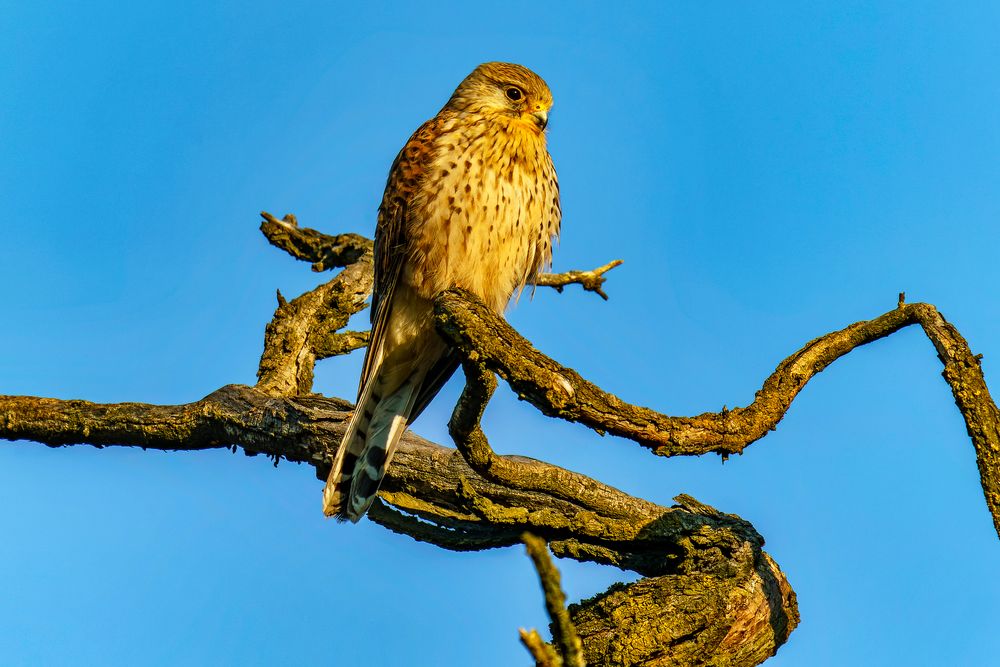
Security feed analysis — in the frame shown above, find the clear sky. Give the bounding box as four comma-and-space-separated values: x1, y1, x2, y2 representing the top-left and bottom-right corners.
2, 2, 999, 665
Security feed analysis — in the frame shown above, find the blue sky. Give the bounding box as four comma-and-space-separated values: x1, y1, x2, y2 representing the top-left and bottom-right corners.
2, 2, 999, 665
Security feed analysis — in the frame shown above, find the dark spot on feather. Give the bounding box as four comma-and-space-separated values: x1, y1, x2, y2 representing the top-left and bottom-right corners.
365, 445, 387, 470
351, 475, 379, 509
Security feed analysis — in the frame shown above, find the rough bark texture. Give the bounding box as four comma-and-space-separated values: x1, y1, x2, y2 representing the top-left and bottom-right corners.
4, 214, 998, 665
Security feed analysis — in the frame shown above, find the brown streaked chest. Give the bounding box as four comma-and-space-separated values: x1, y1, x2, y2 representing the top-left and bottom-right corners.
404, 114, 561, 311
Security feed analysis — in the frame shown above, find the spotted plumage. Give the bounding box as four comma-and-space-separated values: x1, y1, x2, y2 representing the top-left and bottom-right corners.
323, 62, 561, 522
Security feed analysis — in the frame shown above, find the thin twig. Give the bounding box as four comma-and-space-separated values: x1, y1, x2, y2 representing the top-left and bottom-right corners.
519, 628, 562, 667
522, 533, 585, 667
531, 259, 624, 300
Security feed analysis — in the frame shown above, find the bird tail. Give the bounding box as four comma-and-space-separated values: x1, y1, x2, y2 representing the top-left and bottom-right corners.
322, 367, 420, 522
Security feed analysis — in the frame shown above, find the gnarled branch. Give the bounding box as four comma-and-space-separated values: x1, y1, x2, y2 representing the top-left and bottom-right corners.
433, 288, 1000, 539
260, 211, 372, 271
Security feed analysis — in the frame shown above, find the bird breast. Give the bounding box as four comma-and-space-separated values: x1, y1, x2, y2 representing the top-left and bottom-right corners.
403, 115, 560, 313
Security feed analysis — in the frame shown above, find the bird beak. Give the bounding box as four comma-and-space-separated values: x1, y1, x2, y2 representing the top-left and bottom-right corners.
530, 110, 548, 130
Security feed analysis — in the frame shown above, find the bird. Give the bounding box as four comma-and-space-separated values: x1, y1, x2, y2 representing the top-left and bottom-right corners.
322, 62, 561, 522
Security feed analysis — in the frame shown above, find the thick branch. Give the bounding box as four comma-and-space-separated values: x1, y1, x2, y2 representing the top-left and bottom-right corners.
0, 386, 797, 665
570, 526, 797, 667
434, 290, 1000, 539
0, 387, 749, 559
445, 330, 797, 665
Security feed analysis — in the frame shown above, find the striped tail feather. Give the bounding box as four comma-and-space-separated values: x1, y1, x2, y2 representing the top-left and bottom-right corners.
322, 369, 378, 520
323, 370, 420, 522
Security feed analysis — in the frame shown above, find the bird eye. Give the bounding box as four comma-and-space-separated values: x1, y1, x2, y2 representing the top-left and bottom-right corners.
505, 87, 523, 102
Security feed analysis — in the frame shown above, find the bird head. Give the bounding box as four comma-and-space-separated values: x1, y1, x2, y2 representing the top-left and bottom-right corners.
445, 62, 553, 132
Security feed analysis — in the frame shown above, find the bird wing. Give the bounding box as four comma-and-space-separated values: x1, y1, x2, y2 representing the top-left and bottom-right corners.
359, 117, 445, 397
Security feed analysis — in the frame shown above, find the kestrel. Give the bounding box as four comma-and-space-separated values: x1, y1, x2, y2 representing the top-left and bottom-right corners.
323, 62, 561, 522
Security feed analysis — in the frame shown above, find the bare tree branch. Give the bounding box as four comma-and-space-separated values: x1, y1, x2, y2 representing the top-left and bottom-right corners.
522, 533, 586, 667
531, 259, 624, 300
520, 627, 562, 667
260, 211, 372, 270
255, 257, 373, 397
434, 288, 1000, 540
